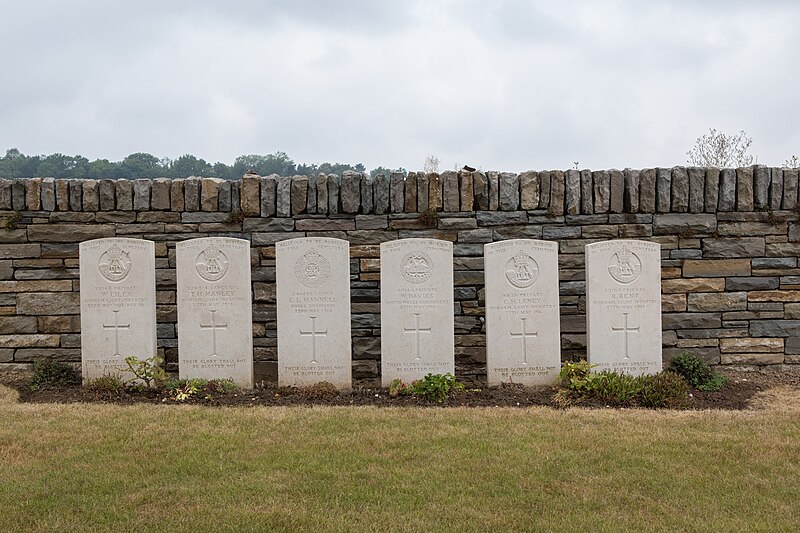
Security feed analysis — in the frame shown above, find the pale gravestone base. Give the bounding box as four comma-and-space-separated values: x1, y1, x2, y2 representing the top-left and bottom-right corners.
79, 238, 157, 381
484, 239, 561, 386
276, 237, 352, 389
586, 240, 662, 376
380, 238, 454, 387
176, 237, 254, 387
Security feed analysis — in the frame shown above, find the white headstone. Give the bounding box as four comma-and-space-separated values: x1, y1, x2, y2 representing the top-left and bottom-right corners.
484, 239, 561, 386
276, 237, 352, 389
380, 238, 454, 387
79, 237, 157, 381
176, 237, 253, 387
586, 239, 662, 375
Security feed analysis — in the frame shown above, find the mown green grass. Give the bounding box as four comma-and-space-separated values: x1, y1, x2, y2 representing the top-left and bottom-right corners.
0, 397, 799, 532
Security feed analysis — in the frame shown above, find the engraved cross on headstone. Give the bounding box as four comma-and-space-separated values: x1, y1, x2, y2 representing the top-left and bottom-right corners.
200, 309, 227, 357
611, 312, 639, 360
103, 309, 130, 357
509, 317, 538, 365
403, 313, 431, 360
299, 316, 327, 364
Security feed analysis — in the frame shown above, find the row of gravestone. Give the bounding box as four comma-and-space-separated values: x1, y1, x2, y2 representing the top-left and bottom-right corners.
79, 236, 662, 389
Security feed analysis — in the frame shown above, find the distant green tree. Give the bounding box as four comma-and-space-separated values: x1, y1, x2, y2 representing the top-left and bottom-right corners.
0, 148, 40, 178
232, 152, 296, 177
370, 166, 407, 178
36, 153, 90, 178
87, 159, 119, 179
121, 152, 165, 178
170, 154, 213, 178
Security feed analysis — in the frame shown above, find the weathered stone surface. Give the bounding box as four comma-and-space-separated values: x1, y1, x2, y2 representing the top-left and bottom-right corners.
0, 179, 11, 210
656, 168, 671, 212
769, 167, 784, 212
638, 168, 656, 213
623, 169, 640, 213
579, 170, 592, 214
653, 213, 716, 235
586, 239, 662, 375
147, 178, 168, 211
326, 174, 340, 215
670, 166, 689, 213
662, 293, 687, 312
484, 239, 560, 385
747, 290, 800, 302
261, 174, 277, 217
11, 180, 25, 210
752, 257, 795, 268
754, 165, 770, 210
592, 170, 610, 213
275, 176, 296, 217
428, 173, 442, 211
82, 179, 99, 211
415, 173, 428, 212
169, 179, 184, 211
519, 171, 539, 210
717, 169, 736, 211
372, 174, 386, 215
538, 170, 551, 209
609, 169, 624, 214
782, 169, 798, 210
389, 172, 404, 213
380, 238, 454, 386
487, 171, 500, 211
549, 170, 565, 215
176, 237, 253, 387
785, 303, 800, 320
441, 171, 459, 212
702, 237, 765, 258
276, 237, 351, 389
718, 221, 787, 236
240, 174, 260, 216
683, 259, 750, 277
79, 238, 157, 380
687, 167, 705, 213
27, 223, 114, 243
736, 167, 754, 211
726, 277, 779, 291
341, 171, 361, 214
498, 172, 519, 211
662, 312, 721, 329
459, 171, 474, 212
0, 316, 37, 334
661, 277, 725, 293
473, 171, 488, 211
17, 292, 80, 315
290, 175, 308, 216
0, 334, 61, 348
565, 169, 580, 215
704, 168, 720, 212
217, 180, 232, 212
132, 179, 151, 211
476, 211, 527, 226
200, 178, 221, 212
403, 172, 417, 213
687, 292, 747, 312
750, 320, 800, 337
40, 178, 56, 211
54, 179, 70, 211
95, 179, 114, 211
360, 175, 373, 214
25, 178, 42, 211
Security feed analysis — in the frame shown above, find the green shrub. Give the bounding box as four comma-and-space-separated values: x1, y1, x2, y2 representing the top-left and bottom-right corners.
124, 356, 169, 389
85, 374, 125, 394
165, 378, 239, 401
410, 373, 464, 403
668, 352, 727, 392
590, 371, 642, 405
388, 378, 412, 397
559, 360, 599, 393
29, 359, 80, 390
639, 371, 692, 409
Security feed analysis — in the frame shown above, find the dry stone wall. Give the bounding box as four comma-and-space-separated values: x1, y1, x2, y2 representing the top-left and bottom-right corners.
0, 166, 798, 385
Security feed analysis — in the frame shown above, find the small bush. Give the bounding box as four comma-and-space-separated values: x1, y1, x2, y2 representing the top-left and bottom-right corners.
668, 352, 727, 392
639, 371, 692, 409
559, 360, 599, 393
166, 378, 239, 401
124, 356, 169, 389
29, 359, 80, 390
85, 374, 125, 394
302, 381, 339, 400
411, 373, 464, 403
389, 378, 412, 397
590, 371, 642, 405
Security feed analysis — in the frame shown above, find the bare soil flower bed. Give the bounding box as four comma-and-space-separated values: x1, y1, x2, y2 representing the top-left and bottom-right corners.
4, 367, 799, 410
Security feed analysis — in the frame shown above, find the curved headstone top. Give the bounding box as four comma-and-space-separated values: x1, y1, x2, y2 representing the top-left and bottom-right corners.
484, 239, 561, 385
176, 237, 253, 387
276, 237, 352, 389
585, 239, 662, 376
379, 238, 454, 387
79, 237, 157, 382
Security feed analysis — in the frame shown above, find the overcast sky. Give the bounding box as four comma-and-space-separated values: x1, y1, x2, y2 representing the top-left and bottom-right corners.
2, 0, 799, 172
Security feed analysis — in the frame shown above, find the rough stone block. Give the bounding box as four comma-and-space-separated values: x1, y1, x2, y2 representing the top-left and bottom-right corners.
656, 168, 671, 212
687, 292, 747, 312
498, 172, 519, 211
565, 169, 580, 215
592, 170, 610, 213
389, 172, 404, 213
55, 179, 70, 211
720, 337, 783, 353
653, 213, 716, 235
718, 169, 736, 211
200, 178, 221, 212
750, 320, 800, 337
661, 277, 726, 293
662, 312, 721, 329
327, 174, 340, 215
277, 176, 292, 217
683, 259, 750, 277
82, 179, 99, 211
782, 169, 798, 210
360, 175, 373, 214
472, 171, 488, 211
538, 170, 551, 209
341, 171, 362, 214
459, 172, 474, 212
169, 179, 184, 211
403, 172, 417, 213
487, 171, 500, 211
662, 293, 687, 312
0, 179, 11, 210
747, 290, 800, 303
720, 353, 784, 365
753, 165, 770, 210
218, 179, 232, 212
290, 175, 308, 215
441, 170, 459, 212
609, 169, 624, 214
27, 224, 114, 243
133, 179, 151, 211
427, 173, 442, 212
638, 168, 656, 213
25, 178, 42, 211
261, 174, 277, 217
704, 168, 720, 212
670, 166, 689, 213
16, 292, 80, 315
687, 167, 705, 213
151, 178, 171, 210
579, 170, 592, 214
240, 174, 261, 215
736, 166, 754, 211
319, 174, 331, 215
41, 178, 56, 211
725, 277, 779, 291
549, 170, 565, 215
519, 171, 539, 210
623, 168, 640, 213
702, 237, 765, 258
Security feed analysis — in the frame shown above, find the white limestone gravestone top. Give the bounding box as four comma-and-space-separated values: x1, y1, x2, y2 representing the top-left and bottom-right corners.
380, 238, 454, 387
276, 237, 352, 389
585, 239, 662, 376
176, 237, 253, 387
79, 237, 157, 381
484, 239, 561, 386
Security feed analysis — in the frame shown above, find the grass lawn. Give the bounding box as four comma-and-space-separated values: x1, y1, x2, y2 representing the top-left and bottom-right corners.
0, 386, 799, 532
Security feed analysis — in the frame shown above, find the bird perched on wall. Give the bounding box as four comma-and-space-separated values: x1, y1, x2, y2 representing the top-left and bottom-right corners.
244, 169, 258, 175
462, 165, 476, 172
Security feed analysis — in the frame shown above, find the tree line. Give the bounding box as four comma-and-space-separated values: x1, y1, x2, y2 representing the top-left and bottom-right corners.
0, 148, 407, 180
